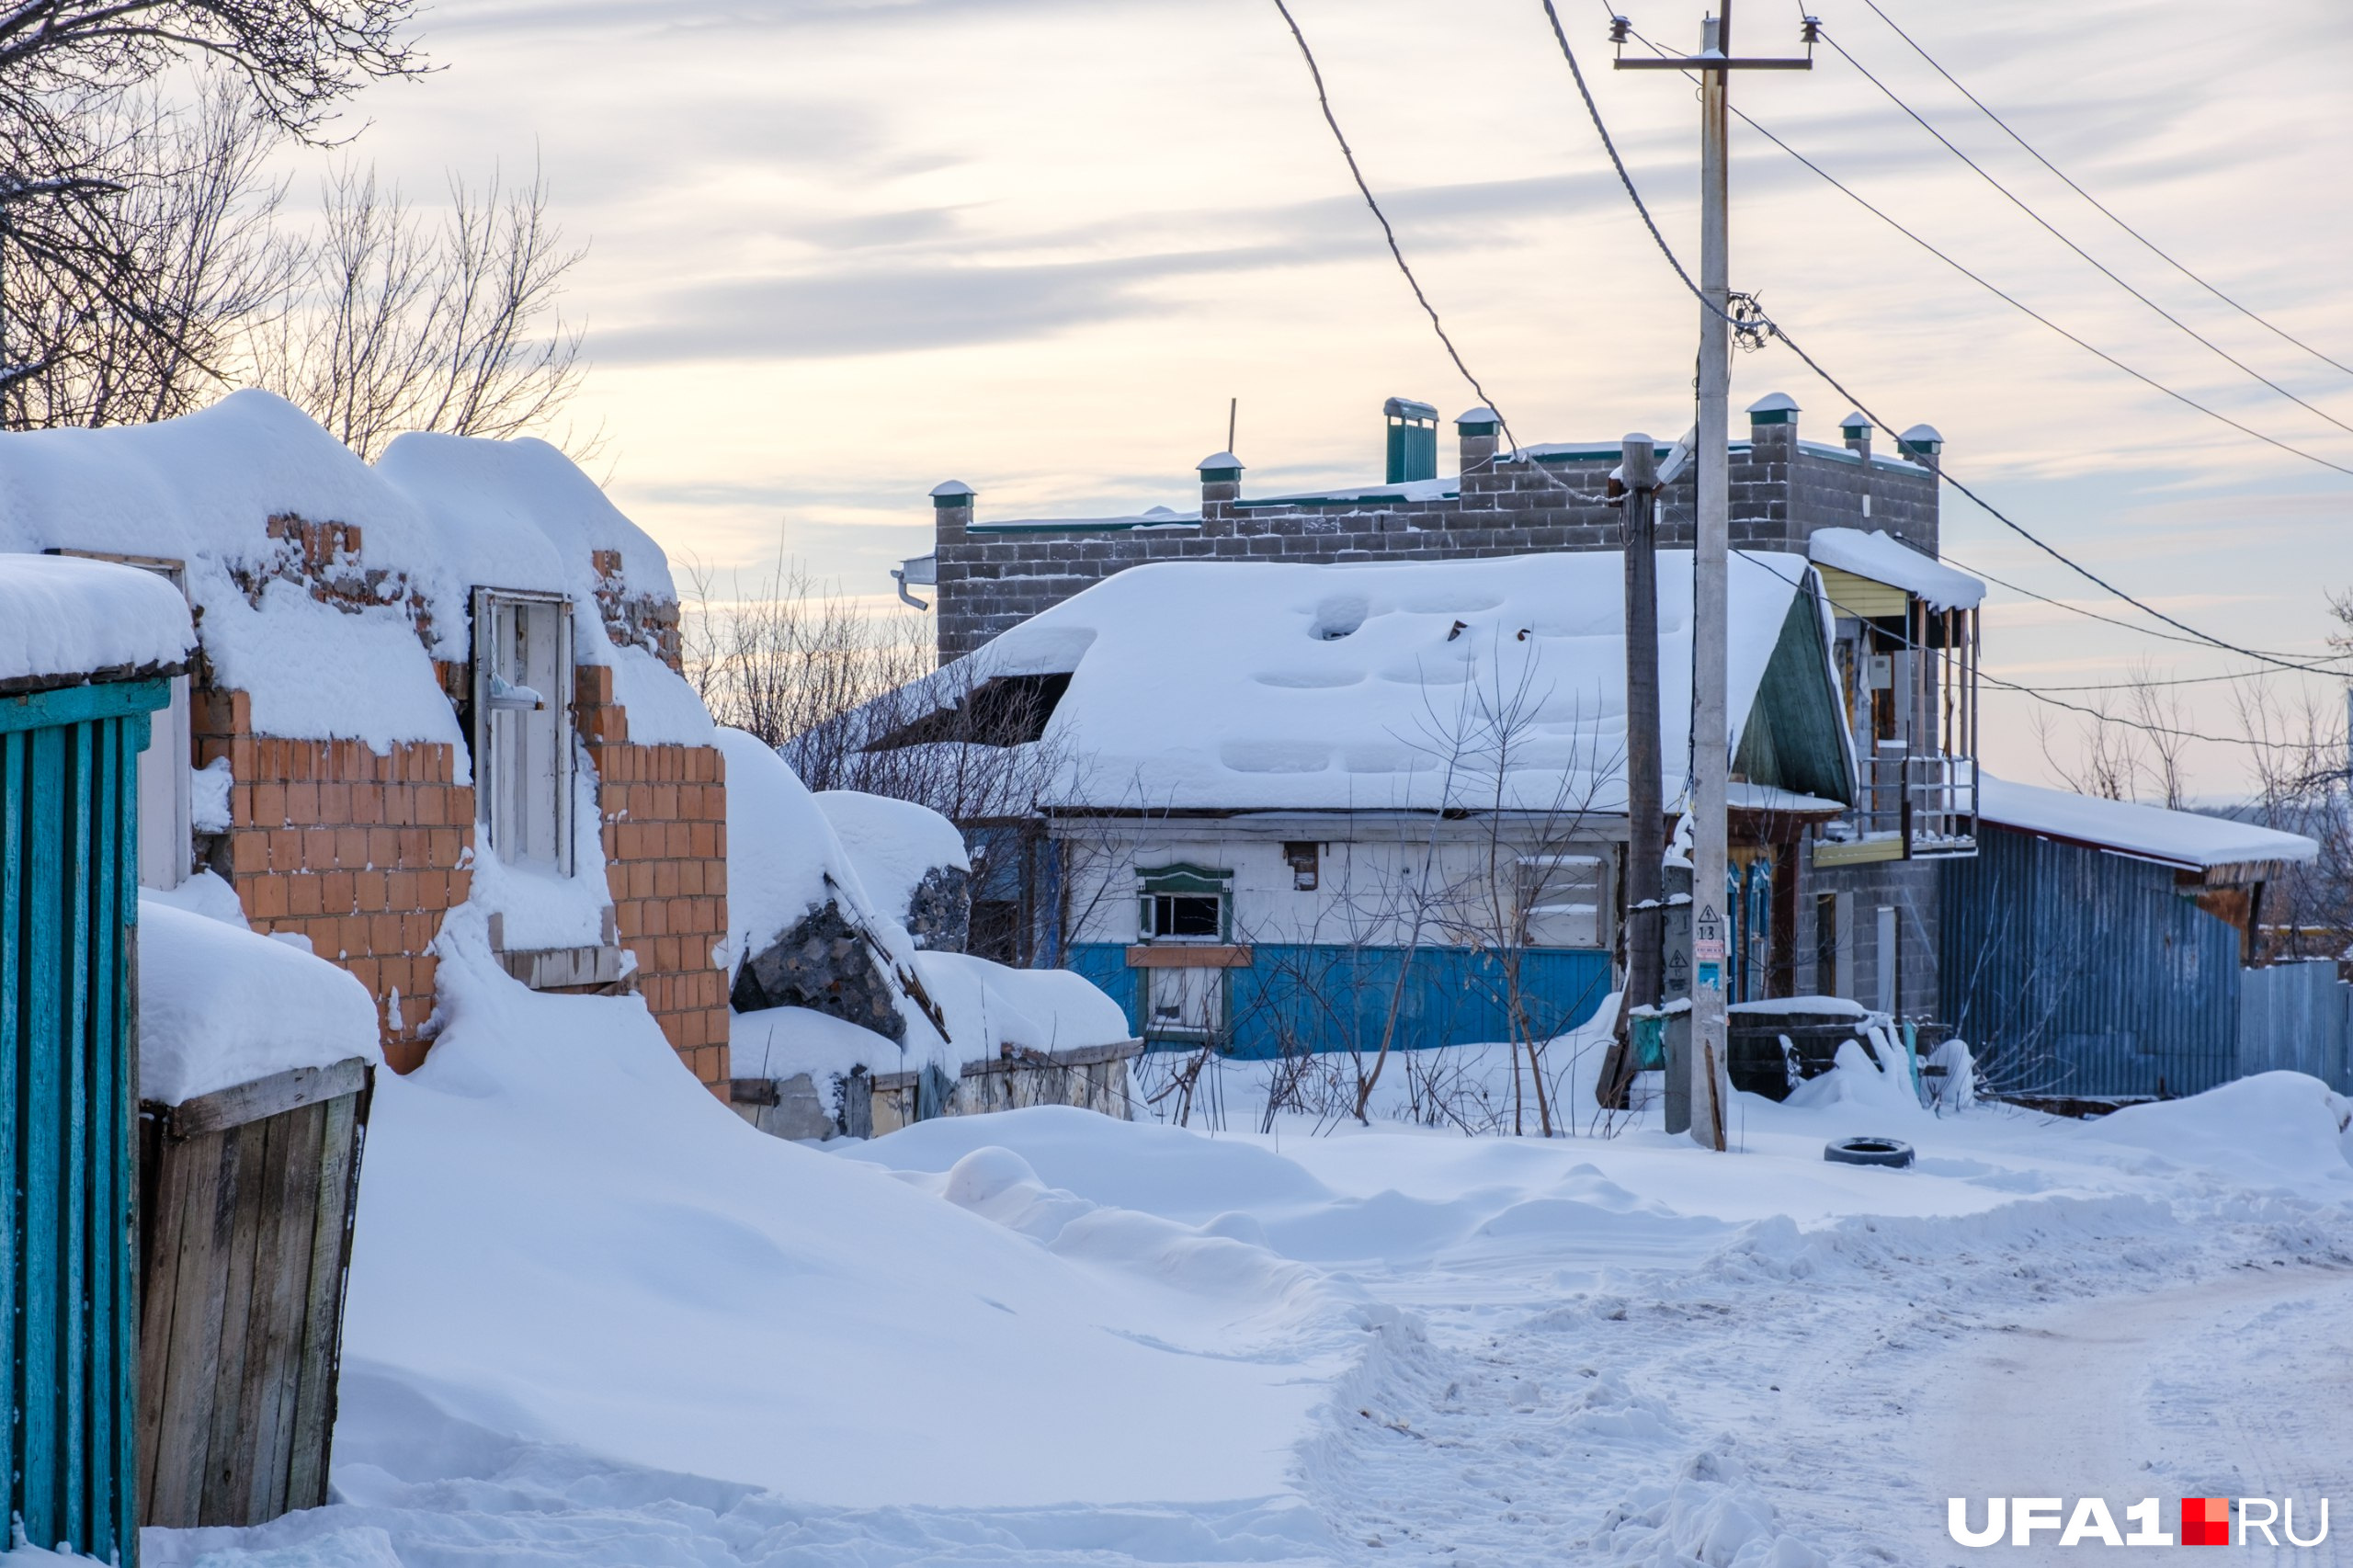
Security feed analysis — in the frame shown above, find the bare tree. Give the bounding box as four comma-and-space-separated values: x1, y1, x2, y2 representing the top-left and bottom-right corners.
1, 79, 290, 427
2031, 661, 2196, 809
250, 160, 587, 459
0, 0, 425, 146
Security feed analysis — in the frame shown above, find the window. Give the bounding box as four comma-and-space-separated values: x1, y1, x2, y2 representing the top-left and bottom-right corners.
51, 550, 189, 890
1136, 864, 1231, 944
471, 589, 574, 874
1145, 892, 1222, 940
1283, 841, 1320, 892
1518, 853, 1606, 949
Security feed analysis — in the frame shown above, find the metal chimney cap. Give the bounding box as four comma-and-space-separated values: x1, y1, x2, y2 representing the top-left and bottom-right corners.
1838, 411, 1872, 432
1197, 451, 1244, 473
1382, 396, 1439, 423
1898, 423, 1944, 446
1745, 392, 1800, 424
929, 480, 974, 498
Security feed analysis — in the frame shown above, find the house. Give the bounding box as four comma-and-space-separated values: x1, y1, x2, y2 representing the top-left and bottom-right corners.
0, 391, 733, 1091
902, 392, 1982, 1028
847, 548, 1865, 1058
1938, 775, 2320, 1098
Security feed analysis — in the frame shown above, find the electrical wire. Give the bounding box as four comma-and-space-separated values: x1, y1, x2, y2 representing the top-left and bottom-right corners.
1852, 0, 2353, 383
1552, 10, 2353, 673
1938, 549, 2353, 673
1267, 0, 1530, 455
1604, 12, 2353, 485
1816, 22, 2353, 445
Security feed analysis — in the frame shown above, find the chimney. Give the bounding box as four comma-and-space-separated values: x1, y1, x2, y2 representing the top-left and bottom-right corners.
1839, 412, 1871, 461
1198, 451, 1243, 527
930, 479, 973, 541
1383, 396, 1438, 483
1745, 391, 1799, 458
1897, 424, 1944, 474
1456, 405, 1500, 487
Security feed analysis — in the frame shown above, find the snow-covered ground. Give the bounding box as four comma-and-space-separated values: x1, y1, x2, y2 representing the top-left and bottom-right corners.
97, 954, 2353, 1566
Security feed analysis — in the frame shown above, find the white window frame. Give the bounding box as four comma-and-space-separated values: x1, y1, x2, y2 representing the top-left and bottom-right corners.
470, 587, 576, 877
1518, 852, 1607, 949
52, 549, 190, 891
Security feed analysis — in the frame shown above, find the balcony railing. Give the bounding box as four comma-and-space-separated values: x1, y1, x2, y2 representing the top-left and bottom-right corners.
1815, 745, 1976, 864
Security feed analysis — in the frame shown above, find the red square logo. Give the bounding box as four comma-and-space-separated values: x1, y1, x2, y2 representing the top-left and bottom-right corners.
2182, 1497, 2231, 1546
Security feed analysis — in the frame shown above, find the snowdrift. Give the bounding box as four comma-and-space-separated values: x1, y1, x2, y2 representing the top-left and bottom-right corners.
336, 937, 1328, 1508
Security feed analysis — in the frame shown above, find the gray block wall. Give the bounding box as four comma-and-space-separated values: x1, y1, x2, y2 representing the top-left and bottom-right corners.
931, 406, 1939, 661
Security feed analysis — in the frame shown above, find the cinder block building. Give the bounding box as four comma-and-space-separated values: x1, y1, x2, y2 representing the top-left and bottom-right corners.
899, 394, 1977, 1027
0, 392, 733, 1091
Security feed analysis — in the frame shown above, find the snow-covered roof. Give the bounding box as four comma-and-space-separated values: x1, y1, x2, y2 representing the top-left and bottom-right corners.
1807, 528, 1984, 610
137, 893, 382, 1105
974, 505, 1199, 533
898, 551, 1834, 814
1238, 476, 1455, 506
0, 553, 192, 689
815, 790, 971, 924
1978, 776, 2319, 871
0, 390, 703, 749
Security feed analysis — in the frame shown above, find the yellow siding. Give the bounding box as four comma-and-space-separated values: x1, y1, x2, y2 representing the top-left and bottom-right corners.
1813, 564, 1909, 619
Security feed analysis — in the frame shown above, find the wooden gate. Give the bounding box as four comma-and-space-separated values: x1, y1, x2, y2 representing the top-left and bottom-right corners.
137, 1059, 370, 1528
0, 676, 169, 1563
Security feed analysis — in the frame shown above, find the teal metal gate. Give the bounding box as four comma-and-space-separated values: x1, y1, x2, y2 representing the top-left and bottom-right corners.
1, 676, 166, 1562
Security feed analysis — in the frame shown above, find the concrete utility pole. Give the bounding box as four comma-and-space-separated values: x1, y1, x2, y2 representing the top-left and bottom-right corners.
1620, 433, 1665, 1021
1617, 3, 1809, 1151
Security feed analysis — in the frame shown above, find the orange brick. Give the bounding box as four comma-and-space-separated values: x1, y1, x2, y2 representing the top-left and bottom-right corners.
402, 911, 437, 950
321, 869, 355, 913
230, 833, 267, 874
331, 826, 365, 865
316, 782, 349, 822
369, 913, 404, 953
245, 874, 290, 921
446, 869, 472, 905
428, 828, 461, 867
365, 827, 398, 866
354, 869, 388, 912
387, 869, 418, 909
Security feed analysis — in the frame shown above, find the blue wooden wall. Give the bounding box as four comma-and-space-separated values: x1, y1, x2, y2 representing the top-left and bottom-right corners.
1938, 822, 2242, 1097
1068, 942, 1614, 1062
1, 677, 163, 1562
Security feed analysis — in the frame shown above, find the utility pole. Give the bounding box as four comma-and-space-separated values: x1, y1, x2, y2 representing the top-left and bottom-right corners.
1617, 4, 1809, 1151
1608, 433, 1665, 1110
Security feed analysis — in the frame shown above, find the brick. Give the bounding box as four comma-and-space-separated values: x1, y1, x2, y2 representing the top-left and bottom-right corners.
354, 869, 388, 912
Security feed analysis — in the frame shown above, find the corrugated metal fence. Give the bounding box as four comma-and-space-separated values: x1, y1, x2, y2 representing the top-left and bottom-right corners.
2236, 960, 2353, 1093
0, 678, 162, 1563
1938, 824, 2243, 1097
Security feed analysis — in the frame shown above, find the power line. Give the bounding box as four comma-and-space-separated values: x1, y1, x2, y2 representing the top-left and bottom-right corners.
1267, 0, 1530, 457
1816, 22, 2353, 446
1605, 12, 2353, 485
1546, 10, 2352, 676
1938, 549, 2353, 674
1853, 0, 2353, 383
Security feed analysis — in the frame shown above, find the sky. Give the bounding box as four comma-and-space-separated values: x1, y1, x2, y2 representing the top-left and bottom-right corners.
315, 0, 2353, 797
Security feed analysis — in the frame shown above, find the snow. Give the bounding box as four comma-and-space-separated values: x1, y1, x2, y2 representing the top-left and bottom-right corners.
1980, 773, 2319, 869
0, 553, 192, 687
813, 789, 969, 925
1805, 526, 1985, 609
915, 949, 1136, 1057
136, 896, 382, 1105
0, 392, 702, 753
725, 735, 1128, 1082
892, 551, 1813, 814
123, 983, 2353, 1566
144, 868, 250, 928
717, 727, 886, 968
317, 931, 1333, 1517
728, 1004, 904, 1085
189, 757, 233, 835
198, 580, 465, 755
